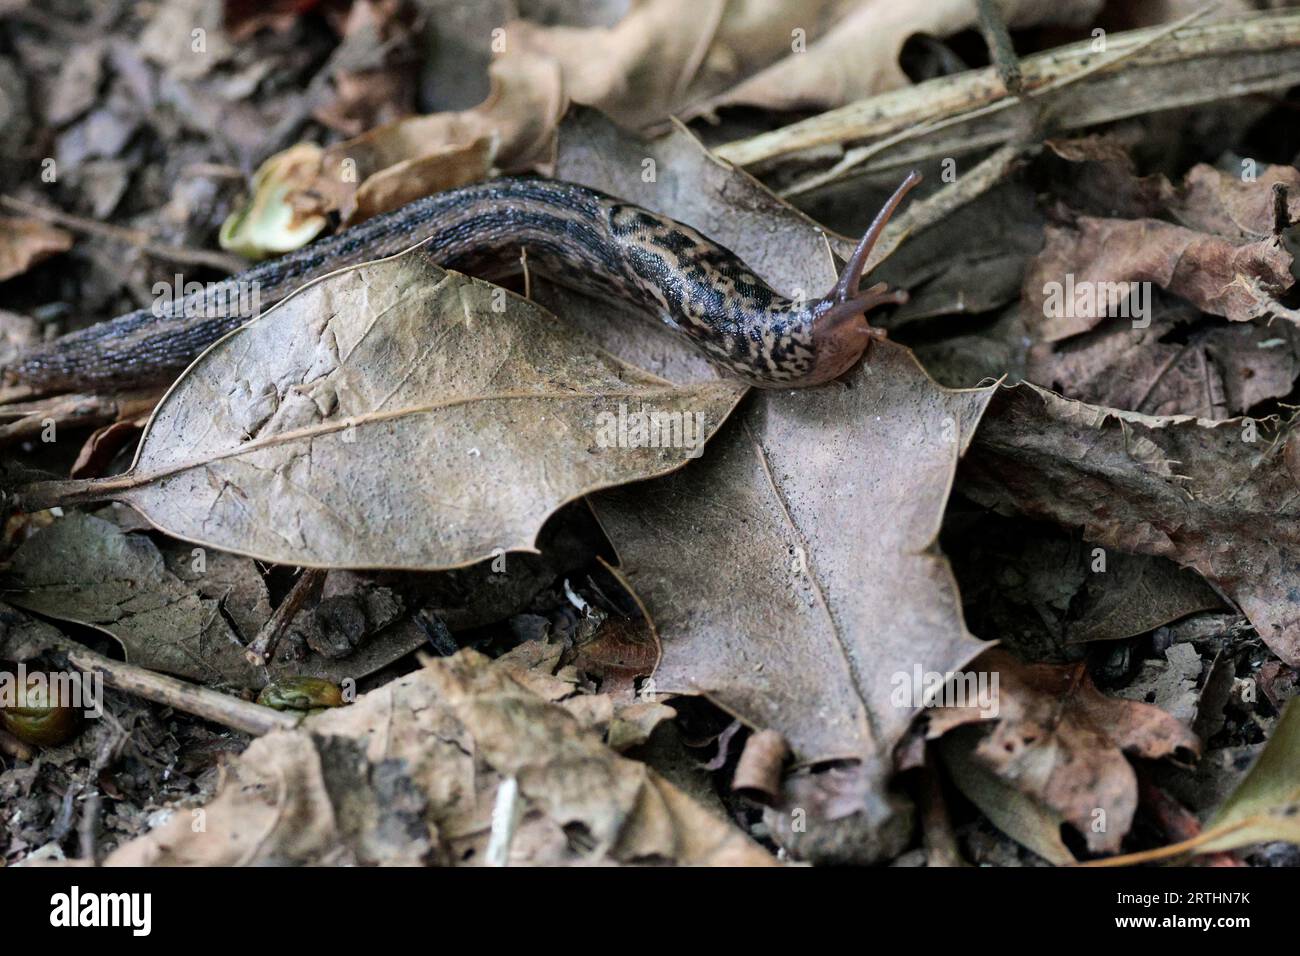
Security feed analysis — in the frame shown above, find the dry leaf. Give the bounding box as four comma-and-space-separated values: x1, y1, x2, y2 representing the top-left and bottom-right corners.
938, 730, 1076, 865
1028, 217, 1295, 339
0, 216, 73, 281
27, 249, 744, 570
2, 513, 424, 687
929, 648, 1201, 855
106, 649, 773, 866
960, 383, 1300, 667
508, 0, 845, 129
589, 342, 995, 861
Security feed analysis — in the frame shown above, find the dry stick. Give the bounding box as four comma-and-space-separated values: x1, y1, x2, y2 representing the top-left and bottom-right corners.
976, 0, 1024, 95
867, 141, 1028, 274
47, 636, 300, 736
773, 4, 1221, 197
0, 195, 248, 274
245, 568, 328, 666
0, 389, 161, 444
1076, 820, 1254, 867
1273, 182, 1292, 235
77, 790, 101, 864
720, 4, 1230, 169
718, 5, 1300, 202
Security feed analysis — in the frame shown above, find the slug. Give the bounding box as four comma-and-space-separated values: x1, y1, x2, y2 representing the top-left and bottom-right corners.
6, 173, 920, 392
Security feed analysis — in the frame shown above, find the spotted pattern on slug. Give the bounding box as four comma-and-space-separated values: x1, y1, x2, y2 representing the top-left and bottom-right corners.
8, 176, 916, 392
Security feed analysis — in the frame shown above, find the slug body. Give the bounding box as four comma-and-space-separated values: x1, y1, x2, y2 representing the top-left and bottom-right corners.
8, 174, 920, 392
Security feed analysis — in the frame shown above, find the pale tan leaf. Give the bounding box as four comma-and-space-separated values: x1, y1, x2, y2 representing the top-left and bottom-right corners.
105, 649, 773, 866
31, 249, 743, 570
589, 342, 995, 861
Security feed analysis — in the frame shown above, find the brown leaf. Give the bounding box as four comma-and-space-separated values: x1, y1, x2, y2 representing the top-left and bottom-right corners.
1170, 164, 1300, 239
35, 249, 744, 570
106, 650, 773, 866
1027, 305, 1300, 419
929, 648, 1201, 855
3, 513, 424, 687
961, 383, 1300, 667
1028, 217, 1295, 341
590, 342, 995, 861
0, 216, 73, 281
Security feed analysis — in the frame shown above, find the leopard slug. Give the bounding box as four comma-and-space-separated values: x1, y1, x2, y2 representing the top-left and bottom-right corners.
6, 173, 920, 392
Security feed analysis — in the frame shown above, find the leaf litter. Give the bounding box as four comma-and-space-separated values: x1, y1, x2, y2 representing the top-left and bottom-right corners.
2, 1, 1300, 870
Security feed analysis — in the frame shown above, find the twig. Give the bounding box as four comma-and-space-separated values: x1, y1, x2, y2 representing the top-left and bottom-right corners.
976, 0, 1023, 95
868, 142, 1029, 273
43, 636, 300, 736
0, 195, 247, 274
775, 5, 1219, 197
1273, 182, 1292, 235
245, 568, 328, 666
719, 5, 1299, 197
0, 389, 161, 446
77, 790, 101, 863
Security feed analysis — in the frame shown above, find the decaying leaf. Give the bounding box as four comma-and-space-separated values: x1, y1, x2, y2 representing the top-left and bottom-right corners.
106, 649, 772, 866
218, 143, 332, 259
0, 216, 73, 281
247, 53, 565, 243
928, 648, 1201, 856
590, 342, 995, 861
2, 513, 424, 687
1028, 218, 1295, 338
960, 383, 1300, 667
25, 248, 744, 570
938, 729, 1076, 865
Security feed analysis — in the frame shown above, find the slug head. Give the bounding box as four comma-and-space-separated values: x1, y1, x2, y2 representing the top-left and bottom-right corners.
803, 171, 921, 385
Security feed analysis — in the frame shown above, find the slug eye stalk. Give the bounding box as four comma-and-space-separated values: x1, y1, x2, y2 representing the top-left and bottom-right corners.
802, 170, 922, 385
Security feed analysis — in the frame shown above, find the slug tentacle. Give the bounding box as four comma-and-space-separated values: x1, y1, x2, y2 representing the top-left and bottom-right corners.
6, 173, 923, 393
801, 171, 922, 386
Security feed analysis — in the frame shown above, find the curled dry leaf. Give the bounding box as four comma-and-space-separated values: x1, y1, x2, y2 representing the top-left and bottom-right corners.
2, 513, 424, 687
106, 649, 772, 866
1028, 217, 1296, 338
960, 383, 1300, 667
507, 0, 843, 130
321, 54, 566, 224
23, 249, 744, 570
221, 54, 563, 255
928, 648, 1201, 857
1027, 163, 1300, 341
0, 216, 73, 281
590, 342, 995, 861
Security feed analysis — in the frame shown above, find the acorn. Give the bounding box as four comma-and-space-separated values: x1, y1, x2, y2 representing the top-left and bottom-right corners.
0, 672, 80, 747
257, 677, 345, 715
